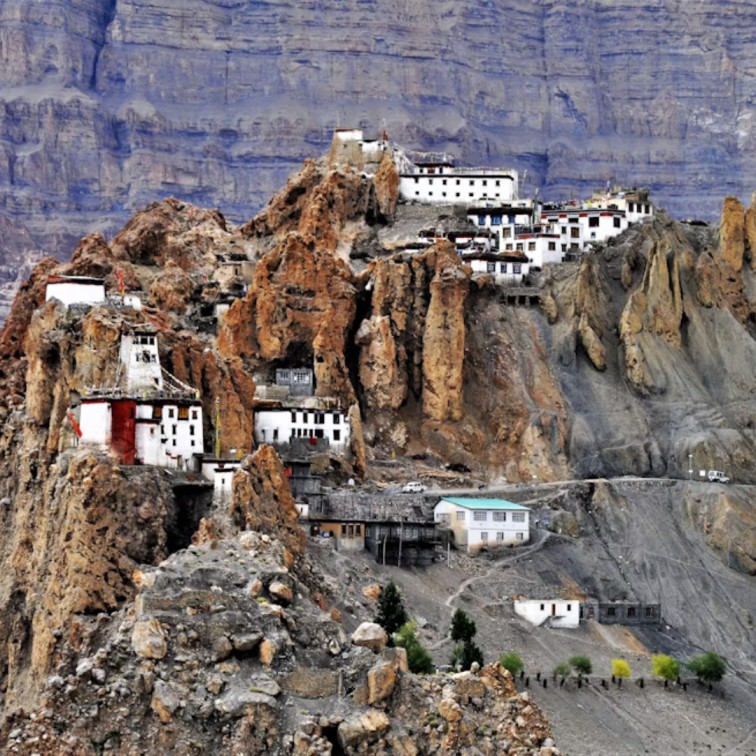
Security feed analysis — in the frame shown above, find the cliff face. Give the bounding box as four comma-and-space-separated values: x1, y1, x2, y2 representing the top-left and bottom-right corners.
1, 0, 756, 268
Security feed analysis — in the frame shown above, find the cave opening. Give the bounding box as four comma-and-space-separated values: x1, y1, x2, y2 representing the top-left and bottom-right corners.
320, 725, 345, 755
167, 484, 213, 553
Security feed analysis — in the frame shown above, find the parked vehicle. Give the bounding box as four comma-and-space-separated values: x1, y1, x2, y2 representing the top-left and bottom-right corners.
401, 481, 427, 493
707, 470, 730, 483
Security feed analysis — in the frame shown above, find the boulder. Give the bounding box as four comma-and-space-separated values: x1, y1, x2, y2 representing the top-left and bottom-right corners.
351, 622, 388, 653
269, 579, 293, 605
214, 689, 278, 720
132, 619, 168, 660
151, 680, 180, 723
367, 658, 397, 703
338, 710, 391, 749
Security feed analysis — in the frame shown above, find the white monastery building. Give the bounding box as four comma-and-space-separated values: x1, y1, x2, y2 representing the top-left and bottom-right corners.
433, 497, 530, 552
514, 599, 580, 629
400, 161, 520, 205
254, 407, 350, 453
46, 275, 106, 308
75, 328, 204, 471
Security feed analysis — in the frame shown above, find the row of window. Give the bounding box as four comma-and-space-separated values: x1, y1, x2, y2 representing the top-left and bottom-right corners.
153, 406, 199, 420
414, 191, 504, 199
462, 510, 526, 522
415, 177, 505, 187
606, 606, 655, 618
287, 428, 342, 441
480, 531, 525, 542
289, 411, 341, 425
485, 262, 523, 274
503, 241, 558, 252
627, 203, 651, 213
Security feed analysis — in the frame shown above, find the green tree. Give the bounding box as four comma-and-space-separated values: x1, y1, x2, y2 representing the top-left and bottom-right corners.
651, 654, 680, 687
553, 662, 572, 681
452, 640, 484, 671
612, 658, 632, 686
687, 652, 726, 685
569, 655, 593, 676
499, 651, 524, 677
375, 582, 408, 638
394, 622, 435, 674
450, 608, 477, 643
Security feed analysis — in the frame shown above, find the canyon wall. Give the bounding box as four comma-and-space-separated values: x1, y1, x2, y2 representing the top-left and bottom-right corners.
1, 0, 756, 267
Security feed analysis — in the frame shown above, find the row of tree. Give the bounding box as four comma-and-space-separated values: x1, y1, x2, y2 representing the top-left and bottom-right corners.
498, 651, 727, 688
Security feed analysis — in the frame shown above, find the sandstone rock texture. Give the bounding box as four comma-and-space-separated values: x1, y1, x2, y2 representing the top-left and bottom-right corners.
1, 0, 755, 267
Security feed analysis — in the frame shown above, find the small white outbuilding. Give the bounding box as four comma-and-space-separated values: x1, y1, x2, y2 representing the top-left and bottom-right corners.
513, 599, 580, 629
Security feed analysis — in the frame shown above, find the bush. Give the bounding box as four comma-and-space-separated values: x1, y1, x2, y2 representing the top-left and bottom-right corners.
499, 651, 524, 677
394, 622, 435, 674
569, 655, 592, 676
612, 658, 632, 682
651, 654, 680, 684
553, 662, 572, 680
375, 582, 408, 638
687, 652, 726, 684
450, 609, 477, 643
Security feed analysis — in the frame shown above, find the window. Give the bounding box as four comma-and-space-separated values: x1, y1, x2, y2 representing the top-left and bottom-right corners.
516, 243, 524, 251
315, 429, 324, 439
570, 227, 580, 238
273, 429, 278, 441
189, 425, 195, 436
513, 264, 522, 274
505, 243, 513, 251
570, 217, 579, 224
627, 607, 636, 618
478, 215, 486, 226
442, 179, 447, 185
473, 511, 487, 521
528, 242, 536, 251
481, 532, 489, 542
499, 263, 507, 274
303, 412, 309, 424
415, 191, 419, 197
455, 193, 460, 198
482, 180, 487, 186
456, 179, 460, 185
491, 215, 502, 225
561, 244, 567, 252
161, 425, 165, 434
315, 412, 324, 425
291, 411, 296, 423
191, 410, 198, 420
190, 440, 195, 447
429, 179, 433, 185
456, 511, 465, 521
560, 226, 567, 235
333, 430, 341, 442
172, 424, 177, 435
493, 512, 506, 522
153, 406, 162, 420
413, 177, 418, 183
496, 532, 504, 541
567, 604, 572, 611
495, 180, 500, 186
540, 603, 545, 611
355, 524, 361, 536
589, 216, 599, 227
333, 413, 340, 424
168, 408, 175, 418
607, 607, 616, 617
487, 262, 495, 273
178, 406, 189, 420
516, 532, 524, 540
512, 512, 526, 522
645, 607, 654, 617
614, 217, 621, 228
548, 242, 556, 251
172, 439, 177, 447
502, 227, 512, 238
469, 180, 475, 186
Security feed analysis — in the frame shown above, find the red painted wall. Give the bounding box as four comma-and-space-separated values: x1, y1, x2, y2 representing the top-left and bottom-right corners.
111, 400, 137, 465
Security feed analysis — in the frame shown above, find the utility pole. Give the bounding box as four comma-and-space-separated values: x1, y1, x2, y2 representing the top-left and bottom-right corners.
214, 397, 222, 458
398, 517, 403, 569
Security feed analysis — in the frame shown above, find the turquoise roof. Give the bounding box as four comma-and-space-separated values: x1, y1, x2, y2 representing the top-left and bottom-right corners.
440, 497, 529, 511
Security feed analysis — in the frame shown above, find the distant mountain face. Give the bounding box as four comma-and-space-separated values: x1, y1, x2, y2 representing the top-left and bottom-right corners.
1, 0, 755, 258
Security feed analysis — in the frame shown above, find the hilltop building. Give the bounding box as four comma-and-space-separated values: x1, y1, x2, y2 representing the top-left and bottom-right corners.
71, 327, 204, 471
514, 599, 580, 629
253, 368, 350, 454
46, 275, 106, 308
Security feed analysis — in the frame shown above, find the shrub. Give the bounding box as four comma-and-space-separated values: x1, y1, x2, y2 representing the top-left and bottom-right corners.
450, 608, 477, 643
612, 658, 632, 683
651, 654, 680, 684
499, 651, 524, 678
687, 652, 726, 684
394, 622, 435, 674
375, 581, 408, 638
553, 662, 572, 680
569, 655, 592, 676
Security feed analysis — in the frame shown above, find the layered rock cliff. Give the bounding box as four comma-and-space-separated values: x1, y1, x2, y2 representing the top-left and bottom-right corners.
1, 0, 756, 267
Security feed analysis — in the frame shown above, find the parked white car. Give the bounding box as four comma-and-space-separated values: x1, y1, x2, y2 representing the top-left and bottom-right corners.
401, 481, 427, 493
707, 470, 730, 483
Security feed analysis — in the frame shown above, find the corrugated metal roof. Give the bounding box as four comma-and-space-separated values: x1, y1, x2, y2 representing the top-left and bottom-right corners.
440, 497, 529, 511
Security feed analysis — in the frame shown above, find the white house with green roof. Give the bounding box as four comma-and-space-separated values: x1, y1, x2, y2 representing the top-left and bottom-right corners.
433, 497, 530, 552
